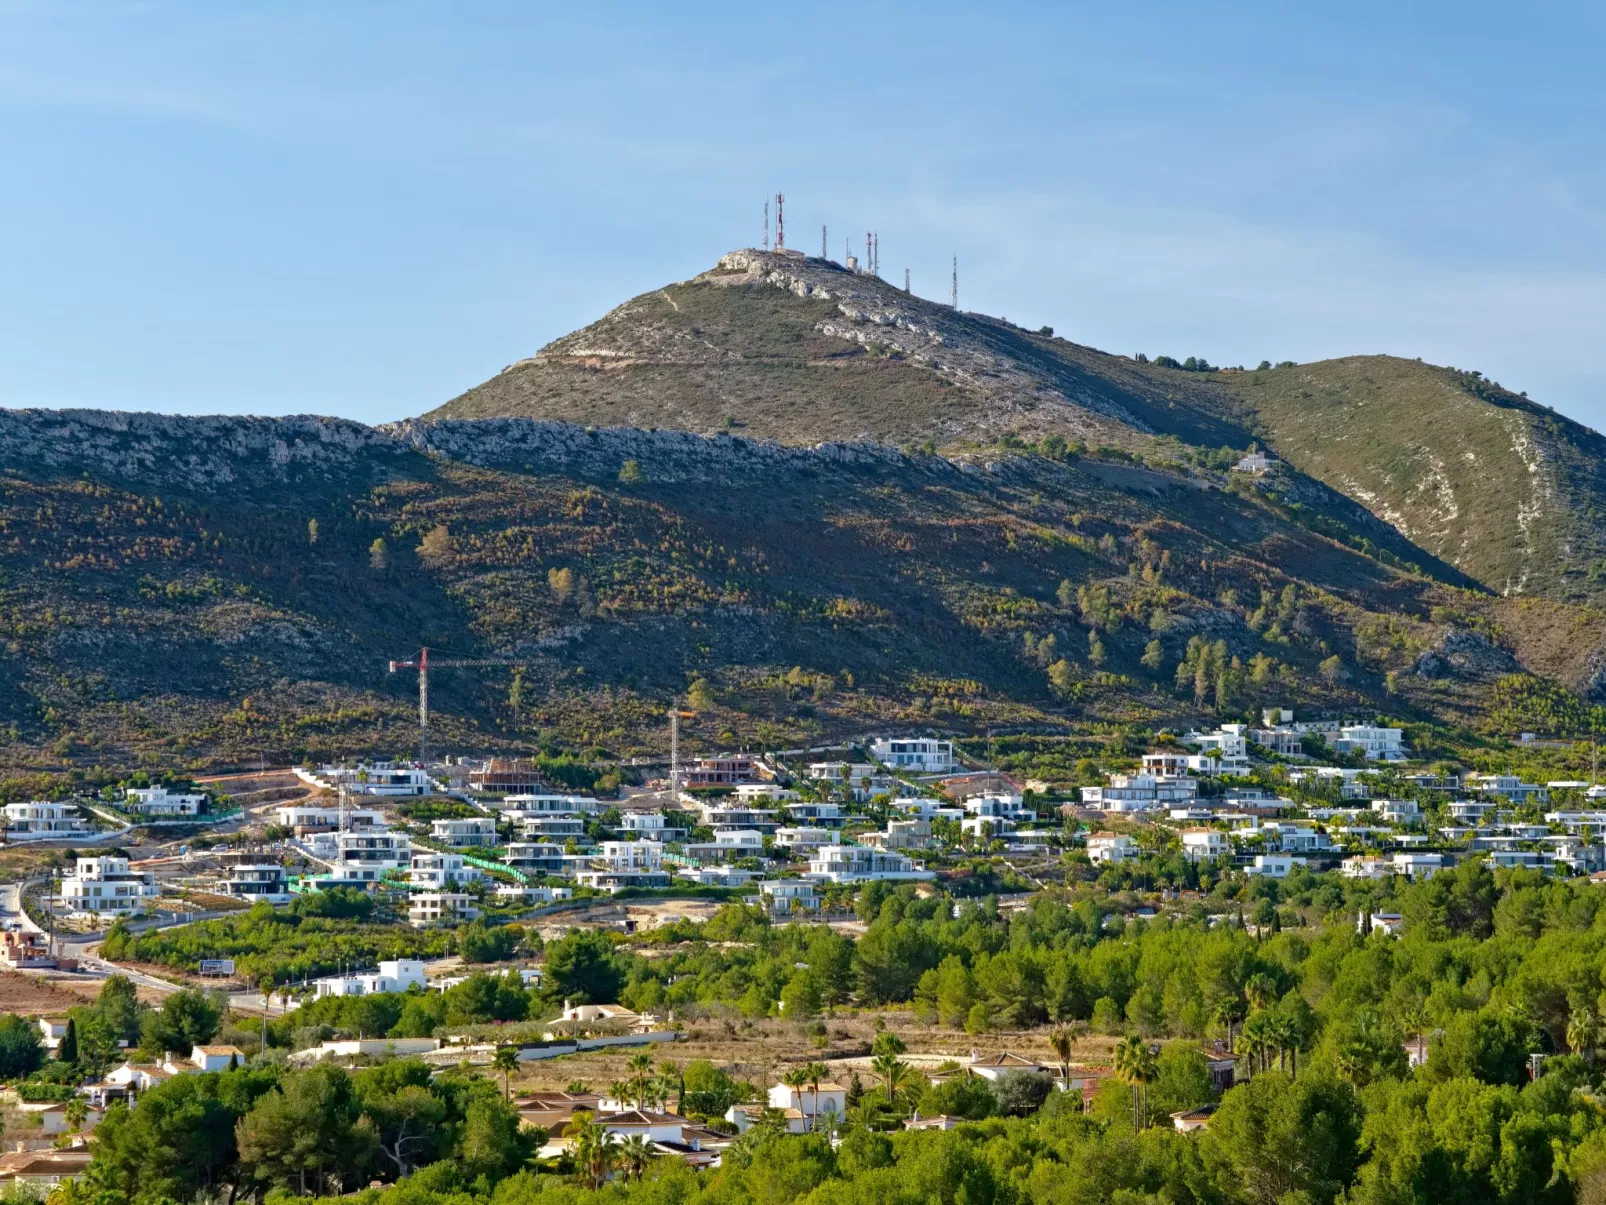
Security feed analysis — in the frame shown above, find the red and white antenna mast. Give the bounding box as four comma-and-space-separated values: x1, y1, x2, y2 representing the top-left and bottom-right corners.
775, 192, 785, 249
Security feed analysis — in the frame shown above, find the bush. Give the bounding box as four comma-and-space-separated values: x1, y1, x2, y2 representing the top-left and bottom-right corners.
993, 1071, 1054, 1116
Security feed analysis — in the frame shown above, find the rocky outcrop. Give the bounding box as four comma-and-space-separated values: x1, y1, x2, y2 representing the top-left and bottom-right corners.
1412, 627, 1520, 680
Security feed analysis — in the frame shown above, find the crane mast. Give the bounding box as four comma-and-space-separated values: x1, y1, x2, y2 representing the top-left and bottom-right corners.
388, 646, 520, 768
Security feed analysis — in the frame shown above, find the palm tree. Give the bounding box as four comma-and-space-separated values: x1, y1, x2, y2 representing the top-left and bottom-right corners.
610, 1080, 636, 1111
782, 1065, 811, 1124
1212, 997, 1245, 1052
1244, 973, 1277, 1015
804, 1062, 827, 1133
1569, 1008, 1601, 1063
868, 1052, 904, 1108
46, 1179, 92, 1205
627, 1052, 655, 1109
1112, 1034, 1157, 1130
1238, 1014, 1272, 1076
565, 1111, 616, 1190
1399, 1002, 1429, 1069
1048, 1024, 1078, 1091
618, 1133, 655, 1181
63, 1096, 88, 1135
492, 1046, 520, 1102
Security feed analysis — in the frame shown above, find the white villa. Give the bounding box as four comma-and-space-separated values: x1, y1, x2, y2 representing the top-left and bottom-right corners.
869, 737, 958, 774
408, 892, 482, 927
126, 787, 205, 816
218, 862, 291, 904
2, 801, 88, 840
430, 816, 498, 848
806, 845, 934, 883
313, 958, 427, 999
1086, 833, 1138, 864
409, 851, 484, 890
59, 856, 159, 918
1080, 773, 1199, 812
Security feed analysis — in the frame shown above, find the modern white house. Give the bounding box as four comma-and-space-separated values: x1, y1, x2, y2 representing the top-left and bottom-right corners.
1180, 828, 1231, 862
808, 762, 878, 786
806, 845, 934, 883
408, 892, 482, 927
273, 805, 386, 832
619, 812, 684, 841
1080, 774, 1199, 812
1086, 833, 1138, 865
1464, 774, 1549, 805
503, 842, 572, 874
1332, 726, 1406, 762
314, 829, 411, 884
1182, 724, 1253, 774
869, 737, 958, 774
297, 763, 434, 796
409, 851, 484, 890
773, 826, 840, 852
759, 880, 821, 916
574, 841, 672, 891
1371, 798, 1421, 824
684, 829, 765, 863
500, 793, 598, 816
1246, 854, 1306, 878
218, 862, 292, 904
59, 856, 159, 918
768, 1078, 847, 1120
2, 801, 88, 840
312, 958, 427, 998
513, 815, 589, 842
784, 802, 845, 826
125, 787, 205, 816
430, 817, 499, 848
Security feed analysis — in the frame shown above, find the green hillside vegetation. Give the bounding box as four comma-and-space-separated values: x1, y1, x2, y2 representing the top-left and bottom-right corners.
2, 404, 1587, 776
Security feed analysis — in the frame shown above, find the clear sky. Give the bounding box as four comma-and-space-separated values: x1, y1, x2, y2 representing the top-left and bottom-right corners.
4, 2, 1605, 428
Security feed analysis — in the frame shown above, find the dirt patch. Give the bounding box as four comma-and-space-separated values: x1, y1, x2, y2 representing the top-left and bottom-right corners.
0, 971, 94, 1014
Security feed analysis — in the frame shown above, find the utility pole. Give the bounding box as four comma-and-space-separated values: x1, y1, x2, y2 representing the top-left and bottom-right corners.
763, 200, 769, 250
952, 256, 958, 309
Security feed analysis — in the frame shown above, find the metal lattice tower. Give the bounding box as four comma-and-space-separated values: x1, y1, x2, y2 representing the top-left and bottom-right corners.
763, 200, 769, 250
904, 268, 910, 292
821, 225, 827, 259
952, 256, 958, 308
775, 192, 785, 249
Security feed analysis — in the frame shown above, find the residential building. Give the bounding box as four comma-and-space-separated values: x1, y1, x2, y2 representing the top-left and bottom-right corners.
297, 763, 434, 796
494, 884, 572, 904
869, 737, 958, 774
1246, 854, 1305, 878
1259, 822, 1332, 854
2, 931, 56, 970
466, 758, 552, 794
1364, 913, 1405, 936
1247, 724, 1305, 757
503, 843, 573, 874
409, 851, 484, 890
683, 756, 755, 788
964, 793, 1035, 823
967, 1052, 1051, 1081
1392, 853, 1445, 880
1080, 773, 1199, 812
318, 829, 411, 884
1180, 828, 1231, 863
218, 862, 292, 904
1286, 766, 1376, 799
861, 817, 933, 851
0, 1149, 93, 1189
597, 841, 664, 873
734, 782, 797, 803
1234, 452, 1275, 473
408, 892, 482, 927
759, 880, 820, 916
807, 762, 877, 786
501, 793, 599, 816
806, 845, 934, 883
313, 959, 428, 998
1332, 726, 1406, 762
430, 817, 499, 848
1086, 833, 1138, 865
273, 805, 385, 833
1489, 849, 1554, 872
784, 801, 845, 826
1182, 724, 1253, 774
1371, 798, 1421, 824
768, 1079, 847, 1120
620, 813, 683, 841
1342, 856, 1391, 880
125, 787, 204, 816
773, 826, 840, 852
2, 801, 88, 839
1465, 774, 1550, 805
697, 803, 780, 832
678, 866, 761, 888
60, 856, 159, 918
513, 816, 588, 842
684, 829, 765, 863
1450, 800, 1499, 825
575, 841, 672, 891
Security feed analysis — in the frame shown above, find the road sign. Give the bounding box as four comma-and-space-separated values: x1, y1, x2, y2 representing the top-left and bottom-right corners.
198, 959, 235, 977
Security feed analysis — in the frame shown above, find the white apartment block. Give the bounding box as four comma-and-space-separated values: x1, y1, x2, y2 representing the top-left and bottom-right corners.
409, 851, 484, 890
869, 737, 958, 774
60, 856, 159, 918
430, 817, 499, 848
806, 845, 934, 883
3, 801, 88, 839
316, 829, 411, 884
125, 787, 205, 816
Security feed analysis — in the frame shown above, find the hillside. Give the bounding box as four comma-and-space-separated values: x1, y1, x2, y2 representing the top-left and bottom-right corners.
1, 405, 1584, 777
435, 249, 1606, 606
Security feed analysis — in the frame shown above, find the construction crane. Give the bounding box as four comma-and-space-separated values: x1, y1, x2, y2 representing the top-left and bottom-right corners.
387, 647, 522, 768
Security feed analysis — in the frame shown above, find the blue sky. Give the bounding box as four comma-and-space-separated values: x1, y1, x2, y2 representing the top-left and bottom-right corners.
3, 1, 1606, 427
